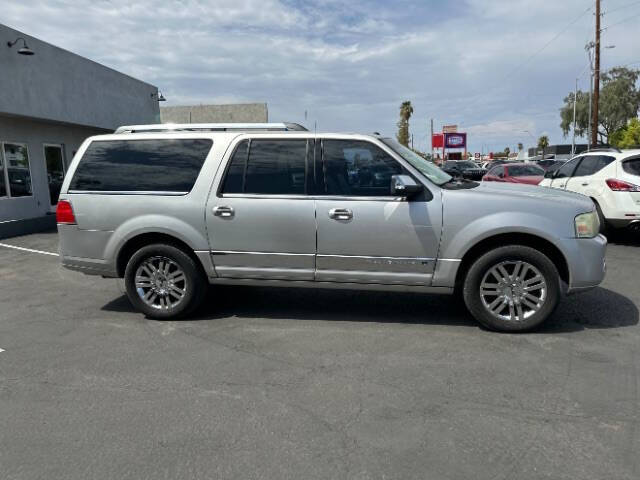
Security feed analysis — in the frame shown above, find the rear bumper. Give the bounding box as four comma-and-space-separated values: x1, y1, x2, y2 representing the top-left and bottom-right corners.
560, 234, 607, 294
61, 254, 118, 277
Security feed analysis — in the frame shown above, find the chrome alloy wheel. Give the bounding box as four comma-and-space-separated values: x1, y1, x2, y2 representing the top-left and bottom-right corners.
479, 260, 547, 322
135, 256, 187, 310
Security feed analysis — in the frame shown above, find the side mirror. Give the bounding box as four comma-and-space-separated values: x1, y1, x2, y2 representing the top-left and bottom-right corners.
544, 170, 555, 179
391, 174, 423, 198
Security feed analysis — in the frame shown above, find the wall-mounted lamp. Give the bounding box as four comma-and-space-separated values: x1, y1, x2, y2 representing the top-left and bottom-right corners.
151, 91, 166, 102
7, 37, 34, 56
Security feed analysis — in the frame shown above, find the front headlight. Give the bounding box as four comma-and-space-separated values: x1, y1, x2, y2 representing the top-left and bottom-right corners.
575, 211, 600, 238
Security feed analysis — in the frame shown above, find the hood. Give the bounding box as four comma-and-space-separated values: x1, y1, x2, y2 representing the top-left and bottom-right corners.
471, 181, 594, 212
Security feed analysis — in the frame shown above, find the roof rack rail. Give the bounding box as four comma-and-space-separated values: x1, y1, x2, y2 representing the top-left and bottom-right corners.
587, 146, 621, 153
114, 122, 309, 134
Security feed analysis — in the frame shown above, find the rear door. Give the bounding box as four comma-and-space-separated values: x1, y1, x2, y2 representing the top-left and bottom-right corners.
206, 137, 316, 280
565, 155, 615, 197
314, 138, 442, 285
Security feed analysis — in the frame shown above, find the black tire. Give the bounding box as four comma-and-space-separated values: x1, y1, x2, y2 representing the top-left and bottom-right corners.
593, 200, 608, 235
462, 245, 561, 332
124, 243, 207, 319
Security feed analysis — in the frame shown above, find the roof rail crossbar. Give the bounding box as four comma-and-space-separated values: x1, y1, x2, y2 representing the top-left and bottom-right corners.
114, 122, 308, 134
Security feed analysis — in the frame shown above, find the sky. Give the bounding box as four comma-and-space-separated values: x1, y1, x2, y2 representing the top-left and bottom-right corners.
3, 0, 639, 154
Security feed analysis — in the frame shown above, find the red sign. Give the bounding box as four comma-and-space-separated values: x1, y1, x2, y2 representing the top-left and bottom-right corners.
432, 133, 444, 148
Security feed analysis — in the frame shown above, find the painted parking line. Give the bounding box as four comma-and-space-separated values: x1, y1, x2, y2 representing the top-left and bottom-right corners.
0, 242, 59, 257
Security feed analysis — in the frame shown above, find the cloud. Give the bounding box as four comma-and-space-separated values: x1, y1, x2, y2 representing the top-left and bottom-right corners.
3, 0, 638, 152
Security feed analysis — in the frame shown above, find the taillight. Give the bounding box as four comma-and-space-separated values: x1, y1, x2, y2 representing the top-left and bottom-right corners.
606, 179, 640, 192
56, 200, 76, 224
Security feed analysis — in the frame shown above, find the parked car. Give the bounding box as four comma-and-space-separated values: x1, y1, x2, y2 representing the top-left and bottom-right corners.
441, 160, 487, 180
483, 163, 545, 185
57, 123, 606, 332
539, 148, 640, 232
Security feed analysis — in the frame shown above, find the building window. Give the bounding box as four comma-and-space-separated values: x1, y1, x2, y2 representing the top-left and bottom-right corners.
1, 142, 33, 198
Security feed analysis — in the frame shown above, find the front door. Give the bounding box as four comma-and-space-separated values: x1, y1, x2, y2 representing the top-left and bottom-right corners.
44, 144, 65, 210
550, 156, 582, 190
315, 138, 442, 285
206, 137, 316, 280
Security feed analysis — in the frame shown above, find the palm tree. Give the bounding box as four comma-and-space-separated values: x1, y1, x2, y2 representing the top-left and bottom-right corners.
396, 101, 413, 147
537, 135, 549, 160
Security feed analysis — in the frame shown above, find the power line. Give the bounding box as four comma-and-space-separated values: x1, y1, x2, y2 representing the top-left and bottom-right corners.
603, 0, 640, 15
601, 11, 640, 30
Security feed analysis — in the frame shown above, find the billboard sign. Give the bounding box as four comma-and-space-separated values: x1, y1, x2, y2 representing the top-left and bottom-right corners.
442, 125, 458, 133
431, 133, 444, 148
444, 133, 466, 148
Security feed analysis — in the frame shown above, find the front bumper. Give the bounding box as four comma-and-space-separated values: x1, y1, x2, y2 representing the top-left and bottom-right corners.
560, 234, 607, 294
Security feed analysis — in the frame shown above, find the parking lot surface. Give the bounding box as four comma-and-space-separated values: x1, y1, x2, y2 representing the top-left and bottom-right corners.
1, 230, 639, 480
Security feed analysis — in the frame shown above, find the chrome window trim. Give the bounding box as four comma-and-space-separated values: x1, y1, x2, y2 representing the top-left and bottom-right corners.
220, 193, 407, 202
67, 190, 188, 196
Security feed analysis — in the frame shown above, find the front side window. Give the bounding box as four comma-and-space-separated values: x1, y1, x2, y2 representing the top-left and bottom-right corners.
554, 157, 581, 179
380, 138, 452, 186
573, 155, 615, 177
322, 140, 405, 196
2, 143, 32, 197
222, 139, 307, 195
69, 139, 212, 192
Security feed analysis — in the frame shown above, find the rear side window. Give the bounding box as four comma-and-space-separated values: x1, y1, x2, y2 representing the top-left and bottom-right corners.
221, 139, 307, 195
507, 165, 544, 176
573, 155, 615, 177
622, 158, 640, 176
69, 139, 212, 192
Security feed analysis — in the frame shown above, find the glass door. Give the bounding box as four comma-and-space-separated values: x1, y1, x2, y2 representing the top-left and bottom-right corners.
44, 144, 65, 209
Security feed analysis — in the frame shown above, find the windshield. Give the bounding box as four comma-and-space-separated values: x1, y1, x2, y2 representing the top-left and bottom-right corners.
381, 138, 452, 186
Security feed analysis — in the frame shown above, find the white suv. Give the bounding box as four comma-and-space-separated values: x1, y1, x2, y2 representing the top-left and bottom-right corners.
539, 148, 640, 232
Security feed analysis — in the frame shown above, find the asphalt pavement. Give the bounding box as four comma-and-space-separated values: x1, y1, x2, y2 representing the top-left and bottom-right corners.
0, 230, 639, 480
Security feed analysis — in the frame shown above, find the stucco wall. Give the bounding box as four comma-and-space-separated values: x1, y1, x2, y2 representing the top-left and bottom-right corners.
0, 114, 105, 222
0, 23, 160, 130
160, 103, 268, 124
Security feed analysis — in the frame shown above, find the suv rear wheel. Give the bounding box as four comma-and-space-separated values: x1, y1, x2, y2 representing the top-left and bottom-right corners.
124, 243, 207, 319
462, 245, 561, 332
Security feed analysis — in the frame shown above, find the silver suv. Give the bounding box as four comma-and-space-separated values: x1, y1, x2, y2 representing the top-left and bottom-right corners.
57, 123, 607, 332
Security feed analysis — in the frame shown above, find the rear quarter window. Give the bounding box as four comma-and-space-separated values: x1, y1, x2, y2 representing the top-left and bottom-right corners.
622, 158, 640, 176
69, 139, 212, 192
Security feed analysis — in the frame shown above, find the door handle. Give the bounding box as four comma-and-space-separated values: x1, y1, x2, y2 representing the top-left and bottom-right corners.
328, 208, 353, 221
559, 183, 566, 188
213, 205, 234, 218
582, 182, 589, 186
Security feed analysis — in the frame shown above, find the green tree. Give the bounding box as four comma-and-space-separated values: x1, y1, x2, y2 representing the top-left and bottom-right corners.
611, 118, 640, 148
560, 67, 640, 144
537, 135, 549, 160
396, 101, 413, 147
504, 147, 510, 157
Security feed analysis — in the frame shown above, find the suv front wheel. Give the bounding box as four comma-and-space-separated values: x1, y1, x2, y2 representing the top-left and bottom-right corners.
124, 243, 207, 319
462, 245, 561, 332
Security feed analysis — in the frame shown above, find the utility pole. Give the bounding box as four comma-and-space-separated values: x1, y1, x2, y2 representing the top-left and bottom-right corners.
591, 0, 601, 147
430, 118, 434, 160
571, 78, 577, 156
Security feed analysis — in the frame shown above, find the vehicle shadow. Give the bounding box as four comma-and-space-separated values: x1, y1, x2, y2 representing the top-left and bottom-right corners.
102, 285, 638, 333
605, 229, 640, 247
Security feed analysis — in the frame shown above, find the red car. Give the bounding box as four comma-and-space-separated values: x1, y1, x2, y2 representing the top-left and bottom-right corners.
482, 163, 545, 185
